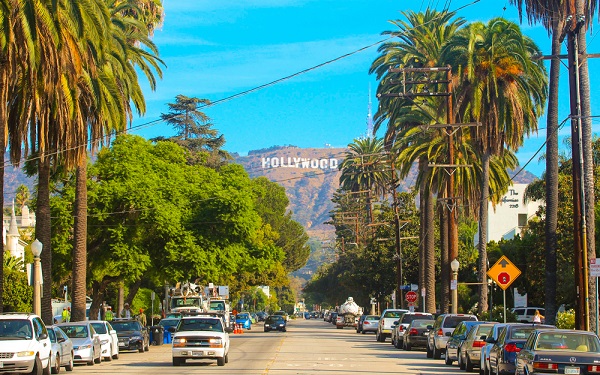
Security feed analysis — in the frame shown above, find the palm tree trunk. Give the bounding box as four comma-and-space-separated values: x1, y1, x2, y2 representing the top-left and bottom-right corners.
419, 180, 425, 310
36, 156, 53, 324
0, 116, 4, 314
425, 187, 436, 313
577, 19, 596, 333
71, 161, 88, 322
543, 21, 562, 326
477, 151, 491, 316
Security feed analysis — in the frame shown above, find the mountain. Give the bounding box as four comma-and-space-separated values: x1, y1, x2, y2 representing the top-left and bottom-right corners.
234, 145, 539, 238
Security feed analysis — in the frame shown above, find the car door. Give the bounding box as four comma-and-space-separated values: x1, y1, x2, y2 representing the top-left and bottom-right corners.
107, 322, 119, 356
56, 327, 71, 364
489, 325, 507, 371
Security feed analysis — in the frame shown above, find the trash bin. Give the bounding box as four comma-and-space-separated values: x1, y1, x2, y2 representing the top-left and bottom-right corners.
163, 329, 172, 344
151, 326, 164, 346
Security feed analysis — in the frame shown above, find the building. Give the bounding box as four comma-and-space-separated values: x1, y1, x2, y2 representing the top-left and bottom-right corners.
2, 204, 36, 262
475, 183, 543, 245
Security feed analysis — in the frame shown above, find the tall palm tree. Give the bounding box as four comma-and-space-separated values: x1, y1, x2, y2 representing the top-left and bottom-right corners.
370, 9, 466, 312
444, 18, 548, 315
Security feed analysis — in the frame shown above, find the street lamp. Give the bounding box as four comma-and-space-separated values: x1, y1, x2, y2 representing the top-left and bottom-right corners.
450, 258, 460, 314
31, 239, 43, 317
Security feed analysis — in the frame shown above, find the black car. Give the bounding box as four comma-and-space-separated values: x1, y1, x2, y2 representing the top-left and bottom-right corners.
256, 312, 268, 322
264, 315, 286, 332
515, 329, 600, 375
110, 319, 150, 352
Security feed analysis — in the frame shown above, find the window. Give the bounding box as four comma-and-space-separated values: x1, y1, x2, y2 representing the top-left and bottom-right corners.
518, 214, 528, 227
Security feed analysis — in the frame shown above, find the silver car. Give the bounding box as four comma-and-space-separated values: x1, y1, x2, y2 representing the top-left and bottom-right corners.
426, 313, 478, 359
47, 325, 74, 373
360, 315, 380, 334
458, 322, 495, 371
58, 322, 102, 365
480, 323, 507, 375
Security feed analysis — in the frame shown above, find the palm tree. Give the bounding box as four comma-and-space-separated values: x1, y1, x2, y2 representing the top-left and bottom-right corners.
370, 9, 466, 312
444, 18, 548, 315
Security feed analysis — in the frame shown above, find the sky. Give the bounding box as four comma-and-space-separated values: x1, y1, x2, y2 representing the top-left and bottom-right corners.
130, 0, 600, 178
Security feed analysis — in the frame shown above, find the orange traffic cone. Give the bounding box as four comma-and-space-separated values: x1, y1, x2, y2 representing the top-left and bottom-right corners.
233, 324, 239, 334
239, 324, 244, 334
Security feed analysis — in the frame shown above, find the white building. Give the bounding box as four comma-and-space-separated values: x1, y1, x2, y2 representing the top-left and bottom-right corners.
475, 183, 543, 244
2, 204, 36, 262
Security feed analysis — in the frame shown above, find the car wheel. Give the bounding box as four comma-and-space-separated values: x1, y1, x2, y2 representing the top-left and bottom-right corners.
426, 343, 433, 358
433, 345, 441, 359
64, 352, 74, 372
466, 355, 474, 372
459, 352, 465, 370
50, 354, 60, 374
282, 328, 286, 332
30, 356, 43, 375
394, 337, 401, 349
139, 343, 144, 353
445, 352, 453, 365
405, 342, 411, 351
172, 358, 183, 366
145, 341, 150, 351
217, 356, 225, 366
264, 328, 269, 332
224, 353, 229, 364
361, 330, 366, 334
94, 351, 101, 364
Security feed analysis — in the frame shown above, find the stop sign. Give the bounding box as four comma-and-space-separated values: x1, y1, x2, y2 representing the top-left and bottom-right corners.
405, 291, 418, 303
498, 272, 511, 286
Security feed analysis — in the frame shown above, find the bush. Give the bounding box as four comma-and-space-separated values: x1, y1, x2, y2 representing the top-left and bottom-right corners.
479, 305, 517, 323
3, 268, 32, 312
555, 309, 575, 329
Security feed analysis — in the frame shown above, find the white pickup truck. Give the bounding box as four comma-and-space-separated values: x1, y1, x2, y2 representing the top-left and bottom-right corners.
171, 316, 232, 366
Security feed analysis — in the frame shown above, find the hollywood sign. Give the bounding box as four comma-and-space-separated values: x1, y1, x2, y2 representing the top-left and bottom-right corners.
261, 157, 339, 169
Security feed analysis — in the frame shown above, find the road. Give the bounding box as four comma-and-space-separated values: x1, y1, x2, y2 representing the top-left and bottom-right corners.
69, 318, 466, 375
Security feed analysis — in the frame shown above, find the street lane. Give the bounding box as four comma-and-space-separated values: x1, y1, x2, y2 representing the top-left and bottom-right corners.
69, 318, 467, 374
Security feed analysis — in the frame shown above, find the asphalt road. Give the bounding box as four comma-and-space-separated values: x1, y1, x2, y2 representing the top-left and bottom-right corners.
68, 318, 467, 375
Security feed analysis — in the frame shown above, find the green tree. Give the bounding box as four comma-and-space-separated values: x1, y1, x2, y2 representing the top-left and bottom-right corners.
444, 18, 547, 315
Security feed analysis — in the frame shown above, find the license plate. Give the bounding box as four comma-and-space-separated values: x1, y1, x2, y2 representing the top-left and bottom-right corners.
118, 343, 125, 347
192, 351, 204, 356
565, 367, 580, 374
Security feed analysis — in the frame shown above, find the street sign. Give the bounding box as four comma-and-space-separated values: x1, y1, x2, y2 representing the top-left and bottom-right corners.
405, 291, 418, 303
487, 255, 521, 290
591, 258, 600, 277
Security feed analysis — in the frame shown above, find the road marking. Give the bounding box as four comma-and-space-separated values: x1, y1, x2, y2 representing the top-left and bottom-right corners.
262, 335, 285, 375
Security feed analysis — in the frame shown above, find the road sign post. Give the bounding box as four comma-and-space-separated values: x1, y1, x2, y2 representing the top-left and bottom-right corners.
487, 256, 521, 323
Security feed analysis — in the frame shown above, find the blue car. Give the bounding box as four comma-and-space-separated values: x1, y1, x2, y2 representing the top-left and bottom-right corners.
235, 313, 252, 330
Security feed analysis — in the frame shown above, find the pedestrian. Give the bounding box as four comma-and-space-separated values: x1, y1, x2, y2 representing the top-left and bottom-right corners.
121, 303, 132, 318
138, 308, 147, 326
533, 309, 544, 323
66, 307, 71, 322
61, 307, 69, 322
105, 307, 114, 321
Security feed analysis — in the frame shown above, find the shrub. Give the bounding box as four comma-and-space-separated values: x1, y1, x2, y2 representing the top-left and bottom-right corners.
555, 309, 575, 329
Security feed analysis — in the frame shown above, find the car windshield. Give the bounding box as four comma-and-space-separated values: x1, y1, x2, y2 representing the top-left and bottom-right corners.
159, 319, 180, 329
266, 316, 284, 323
402, 314, 432, 323
412, 320, 435, 328
383, 311, 404, 318
171, 297, 202, 308
0, 319, 32, 339
91, 323, 107, 334
236, 314, 249, 320
474, 325, 494, 337
61, 325, 89, 338
178, 318, 223, 332
111, 321, 141, 332
535, 332, 600, 352
510, 327, 536, 340
443, 316, 477, 328
210, 301, 225, 310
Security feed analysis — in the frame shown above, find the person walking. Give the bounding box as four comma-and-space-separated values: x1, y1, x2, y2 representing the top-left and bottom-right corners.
121, 303, 132, 318
138, 308, 147, 326
61, 307, 69, 322
533, 309, 544, 323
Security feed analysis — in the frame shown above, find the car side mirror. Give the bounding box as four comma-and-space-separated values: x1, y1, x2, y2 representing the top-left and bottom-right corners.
39, 333, 48, 340
486, 337, 497, 344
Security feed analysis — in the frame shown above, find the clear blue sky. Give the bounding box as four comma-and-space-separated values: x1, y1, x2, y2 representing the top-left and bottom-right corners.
131, 0, 600, 178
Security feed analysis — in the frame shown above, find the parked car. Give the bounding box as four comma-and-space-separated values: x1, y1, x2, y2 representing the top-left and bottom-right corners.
457, 322, 495, 371
235, 313, 252, 330
392, 312, 434, 348
402, 319, 435, 351
515, 329, 600, 375
488, 323, 555, 375
480, 323, 508, 375
171, 315, 231, 366
57, 321, 102, 365
256, 312, 268, 322
264, 315, 287, 332
0, 313, 52, 374
445, 320, 489, 366
110, 319, 150, 353
330, 312, 338, 325
89, 320, 119, 361
361, 315, 380, 334
158, 317, 181, 333
426, 313, 478, 359
511, 307, 545, 323
47, 325, 75, 373
376, 309, 408, 342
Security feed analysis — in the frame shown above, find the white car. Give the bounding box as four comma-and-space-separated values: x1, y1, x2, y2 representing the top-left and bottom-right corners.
57, 322, 102, 365
0, 313, 52, 374
47, 325, 75, 373
172, 316, 232, 366
89, 320, 119, 360
376, 309, 408, 342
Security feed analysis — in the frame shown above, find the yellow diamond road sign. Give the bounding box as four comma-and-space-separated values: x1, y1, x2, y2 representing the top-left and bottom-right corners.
487, 255, 521, 291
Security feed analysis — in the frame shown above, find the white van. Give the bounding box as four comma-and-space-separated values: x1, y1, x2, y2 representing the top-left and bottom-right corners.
511, 307, 545, 323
